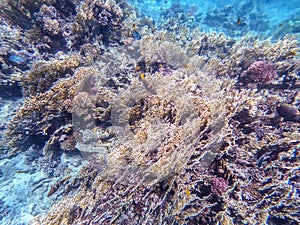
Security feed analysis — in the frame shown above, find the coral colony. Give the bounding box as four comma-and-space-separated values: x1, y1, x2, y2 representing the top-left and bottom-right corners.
241, 61, 276, 85
0, 0, 299, 225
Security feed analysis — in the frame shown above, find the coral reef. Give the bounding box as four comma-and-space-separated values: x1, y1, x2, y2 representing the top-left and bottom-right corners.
0, 1, 299, 225
4, 67, 90, 156
277, 104, 300, 121
271, 9, 300, 40
210, 177, 228, 195
132, 1, 300, 40
240, 61, 276, 86
24, 33, 300, 224
0, 19, 31, 99
203, 1, 269, 36
0, 0, 124, 51
22, 54, 81, 96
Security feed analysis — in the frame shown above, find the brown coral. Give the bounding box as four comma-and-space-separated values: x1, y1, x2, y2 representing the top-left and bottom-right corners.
2, 9, 299, 224
22, 55, 81, 96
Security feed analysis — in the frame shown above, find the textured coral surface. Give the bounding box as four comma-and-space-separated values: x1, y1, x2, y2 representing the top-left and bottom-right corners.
0, 1, 299, 225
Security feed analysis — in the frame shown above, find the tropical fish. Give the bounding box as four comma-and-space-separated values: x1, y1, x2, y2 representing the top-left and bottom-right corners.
237, 18, 246, 27
133, 30, 141, 40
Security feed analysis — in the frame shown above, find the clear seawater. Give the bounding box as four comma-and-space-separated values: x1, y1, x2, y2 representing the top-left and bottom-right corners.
129, 0, 300, 38
0, 0, 299, 225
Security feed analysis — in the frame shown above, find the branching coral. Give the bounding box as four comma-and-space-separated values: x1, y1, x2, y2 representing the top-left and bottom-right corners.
2, 5, 300, 223
0, 0, 124, 52
22, 55, 81, 96
4, 67, 94, 156
26, 37, 234, 224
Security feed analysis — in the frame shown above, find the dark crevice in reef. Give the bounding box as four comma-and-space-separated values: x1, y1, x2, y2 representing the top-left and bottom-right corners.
0, 84, 23, 99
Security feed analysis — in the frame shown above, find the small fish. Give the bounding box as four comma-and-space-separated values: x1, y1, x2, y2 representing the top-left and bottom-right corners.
15, 170, 29, 174
47, 183, 60, 197
140, 74, 157, 95
133, 30, 141, 40
132, 23, 137, 30
135, 65, 141, 71
286, 50, 297, 56
8, 54, 25, 64
186, 189, 191, 196
47, 176, 71, 197
237, 18, 246, 27
257, 155, 265, 167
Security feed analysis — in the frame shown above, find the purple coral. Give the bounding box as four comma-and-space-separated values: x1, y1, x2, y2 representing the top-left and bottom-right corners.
241, 61, 276, 84
159, 65, 173, 76
210, 177, 228, 195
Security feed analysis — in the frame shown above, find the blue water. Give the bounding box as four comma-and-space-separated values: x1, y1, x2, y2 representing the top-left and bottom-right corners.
129, 0, 300, 38
0, 0, 299, 225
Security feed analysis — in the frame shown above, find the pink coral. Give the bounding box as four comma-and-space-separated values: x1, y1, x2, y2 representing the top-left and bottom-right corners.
241, 61, 276, 84
210, 177, 228, 195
